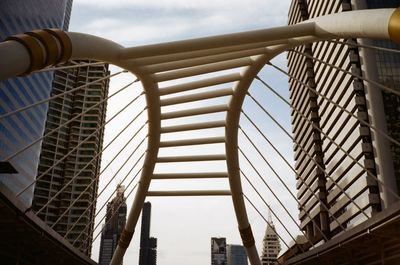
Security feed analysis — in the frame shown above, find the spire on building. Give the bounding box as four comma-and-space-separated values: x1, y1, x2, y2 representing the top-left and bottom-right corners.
260, 210, 281, 265
99, 184, 127, 265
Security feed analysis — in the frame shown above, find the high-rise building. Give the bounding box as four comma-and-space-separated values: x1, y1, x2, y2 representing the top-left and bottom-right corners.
139, 202, 157, 265
99, 184, 127, 265
211, 237, 227, 265
287, 0, 400, 244
226, 244, 248, 265
0, 0, 72, 208
32, 60, 109, 255
260, 213, 281, 265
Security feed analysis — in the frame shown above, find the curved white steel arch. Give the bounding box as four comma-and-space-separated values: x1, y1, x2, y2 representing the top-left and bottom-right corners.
0, 8, 399, 265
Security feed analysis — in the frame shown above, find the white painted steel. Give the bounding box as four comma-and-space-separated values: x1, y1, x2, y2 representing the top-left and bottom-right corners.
0, 8, 397, 265
160, 88, 233, 106
160, 120, 226, 133
159, 136, 226, 147
161, 104, 229, 119
159, 73, 241, 95
156, 154, 226, 163
152, 172, 228, 179
147, 190, 232, 196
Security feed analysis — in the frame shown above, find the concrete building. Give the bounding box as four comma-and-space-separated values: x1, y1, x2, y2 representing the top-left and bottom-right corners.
227, 244, 248, 265
211, 237, 227, 265
0, 0, 72, 208
32, 60, 109, 255
260, 213, 280, 265
287, 0, 400, 244
139, 202, 157, 265
99, 184, 127, 265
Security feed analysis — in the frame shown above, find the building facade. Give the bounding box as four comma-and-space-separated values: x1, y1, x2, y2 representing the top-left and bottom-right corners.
99, 185, 127, 265
287, 0, 400, 244
32, 60, 109, 255
226, 244, 248, 265
0, 0, 72, 207
211, 237, 227, 265
139, 202, 157, 265
260, 214, 280, 265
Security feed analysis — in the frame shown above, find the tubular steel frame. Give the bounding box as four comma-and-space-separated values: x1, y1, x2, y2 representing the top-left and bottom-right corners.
1, 8, 399, 265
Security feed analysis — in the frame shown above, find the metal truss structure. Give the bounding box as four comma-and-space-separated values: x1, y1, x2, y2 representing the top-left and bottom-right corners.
0, 8, 399, 265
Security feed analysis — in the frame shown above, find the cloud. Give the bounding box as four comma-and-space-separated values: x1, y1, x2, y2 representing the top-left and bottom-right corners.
70, 0, 291, 46
68, 1, 299, 264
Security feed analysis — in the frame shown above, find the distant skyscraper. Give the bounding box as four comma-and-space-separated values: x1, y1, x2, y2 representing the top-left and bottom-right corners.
211, 237, 227, 265
0, 0, 72, 208
287, 0, 400, 244
227, 244, 248, 265
260, 213, 281, 265
32, 60, 109, 255
99, 184, 127, 265
139, 202, 157, 265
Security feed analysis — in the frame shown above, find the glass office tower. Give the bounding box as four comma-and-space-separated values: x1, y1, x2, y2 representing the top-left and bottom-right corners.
0, 0, 71, 207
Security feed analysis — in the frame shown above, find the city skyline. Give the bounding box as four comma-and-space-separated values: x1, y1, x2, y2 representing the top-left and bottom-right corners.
68, 1, 296, 264
1, 0, 399, 265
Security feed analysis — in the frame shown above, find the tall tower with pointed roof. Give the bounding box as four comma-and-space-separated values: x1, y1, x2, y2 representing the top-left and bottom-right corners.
260, 211, 281, 265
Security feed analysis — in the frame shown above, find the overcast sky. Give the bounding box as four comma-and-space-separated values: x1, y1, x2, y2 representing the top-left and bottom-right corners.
69, 1, 298, 265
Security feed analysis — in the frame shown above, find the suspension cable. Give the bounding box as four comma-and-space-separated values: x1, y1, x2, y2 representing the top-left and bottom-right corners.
36, 103, 145, 214
290, 49, 400, 98
83, 170, 142, 246
288, 48, 400, 149
50, 134, 147, 229
242, 192, 294, 249
7, 79, 139, 163
261, 66, 400, 201
32, 97, 144, 214
327, 39, 400, 54
35, 61, 109, 73
245, 91, 369, 220
239, 113, 346, 232
239, 148, 315, 248
72, 162, 144, 246
63, 149, 146, 238
239, 127, 329, 242
74, 179, 140, 248
16, 93, 144, 198
291, 48, 400, 146
243, 193, 290, 265
0, 70, 127, 121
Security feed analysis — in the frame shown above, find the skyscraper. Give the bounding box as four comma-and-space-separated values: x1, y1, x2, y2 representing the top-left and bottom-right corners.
260, 213, 280, 265
0, 0, 72, 208
211, 237, 227, 265
32, 60, 110, 255
226, 244, 248, 265
99, 184, 127, 265
287, 0, 400, 244
139, 202, 158, 265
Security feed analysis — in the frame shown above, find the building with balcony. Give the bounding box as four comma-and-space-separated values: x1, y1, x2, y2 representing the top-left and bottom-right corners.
32, 61, 109, 255
287, 0, 400, 244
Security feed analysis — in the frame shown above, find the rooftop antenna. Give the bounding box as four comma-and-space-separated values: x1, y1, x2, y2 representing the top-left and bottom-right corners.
268, 209, 272, 225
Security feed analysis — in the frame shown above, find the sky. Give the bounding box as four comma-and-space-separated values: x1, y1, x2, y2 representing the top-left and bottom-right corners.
69, 1, 299, 265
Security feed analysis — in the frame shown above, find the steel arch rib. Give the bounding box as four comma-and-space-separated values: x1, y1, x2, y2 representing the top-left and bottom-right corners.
0, 8, 399, 265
